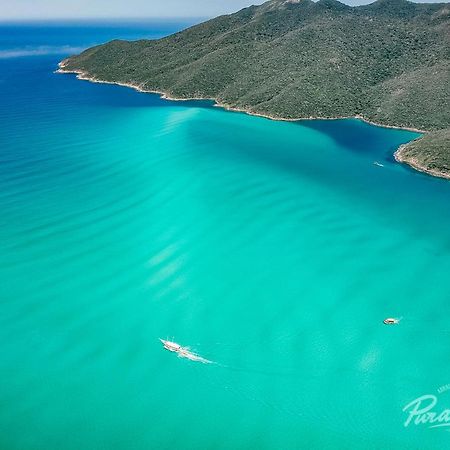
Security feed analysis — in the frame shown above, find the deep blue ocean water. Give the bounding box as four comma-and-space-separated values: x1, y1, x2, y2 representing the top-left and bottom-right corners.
0, 22, 449, 450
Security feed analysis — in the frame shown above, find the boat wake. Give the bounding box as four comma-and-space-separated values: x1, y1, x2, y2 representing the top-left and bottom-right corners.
159, 339, 213, 364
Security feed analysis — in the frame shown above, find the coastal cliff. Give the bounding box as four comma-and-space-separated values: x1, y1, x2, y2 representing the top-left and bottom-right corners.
60, 0, 450, 178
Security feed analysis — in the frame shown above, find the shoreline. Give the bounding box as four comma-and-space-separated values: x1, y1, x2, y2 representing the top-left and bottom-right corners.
56, 63, 426, 133
58, 63, 449, 180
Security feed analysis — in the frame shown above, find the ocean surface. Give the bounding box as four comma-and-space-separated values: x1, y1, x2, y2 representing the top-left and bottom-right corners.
1, 22, 449, 450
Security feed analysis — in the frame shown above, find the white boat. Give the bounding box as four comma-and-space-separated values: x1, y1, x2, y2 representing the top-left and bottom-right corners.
383, 317, 400, 325
374, 161, 385, 167
160, 339, 182, 352
159, 338, 212, 364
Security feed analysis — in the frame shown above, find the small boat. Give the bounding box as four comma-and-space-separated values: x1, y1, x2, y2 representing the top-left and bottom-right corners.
159, 338, 212, 364
160, 339, 182, 352
383, 317, 400, 325
374, 161, 385, 167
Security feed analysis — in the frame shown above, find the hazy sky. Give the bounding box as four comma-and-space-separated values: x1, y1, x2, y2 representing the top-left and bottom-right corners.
1, 0, 448, 21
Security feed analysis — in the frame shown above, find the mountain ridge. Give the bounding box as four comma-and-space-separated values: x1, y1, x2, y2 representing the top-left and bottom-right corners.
60, 0, 450, 178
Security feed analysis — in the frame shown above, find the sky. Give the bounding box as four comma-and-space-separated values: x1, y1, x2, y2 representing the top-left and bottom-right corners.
1, 0, 448, 21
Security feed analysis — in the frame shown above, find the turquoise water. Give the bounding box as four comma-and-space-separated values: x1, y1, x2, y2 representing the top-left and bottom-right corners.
1, 24, 450, 450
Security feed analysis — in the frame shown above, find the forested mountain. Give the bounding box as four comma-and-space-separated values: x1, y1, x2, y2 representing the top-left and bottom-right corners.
60, 0, 450, 178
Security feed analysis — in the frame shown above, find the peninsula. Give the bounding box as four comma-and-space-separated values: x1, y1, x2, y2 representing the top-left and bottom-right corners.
59, 0, 450, 179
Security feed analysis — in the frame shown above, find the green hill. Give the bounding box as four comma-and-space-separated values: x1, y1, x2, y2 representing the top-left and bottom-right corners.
60, 0, 450, 179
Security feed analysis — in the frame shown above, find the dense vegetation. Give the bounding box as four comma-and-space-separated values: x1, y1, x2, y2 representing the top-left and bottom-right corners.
61, 0, 450, 178
396, 128, 450, 179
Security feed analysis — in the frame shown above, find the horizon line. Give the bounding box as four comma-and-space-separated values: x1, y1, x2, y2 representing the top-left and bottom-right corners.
0, 17, 209, 24
1, 0, 448, 23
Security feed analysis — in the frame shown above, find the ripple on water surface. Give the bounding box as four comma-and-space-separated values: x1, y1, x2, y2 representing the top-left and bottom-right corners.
0, 48, 450, 450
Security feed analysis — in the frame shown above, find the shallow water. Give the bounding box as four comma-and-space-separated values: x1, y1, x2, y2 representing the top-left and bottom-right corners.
1, 23, 449, 450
